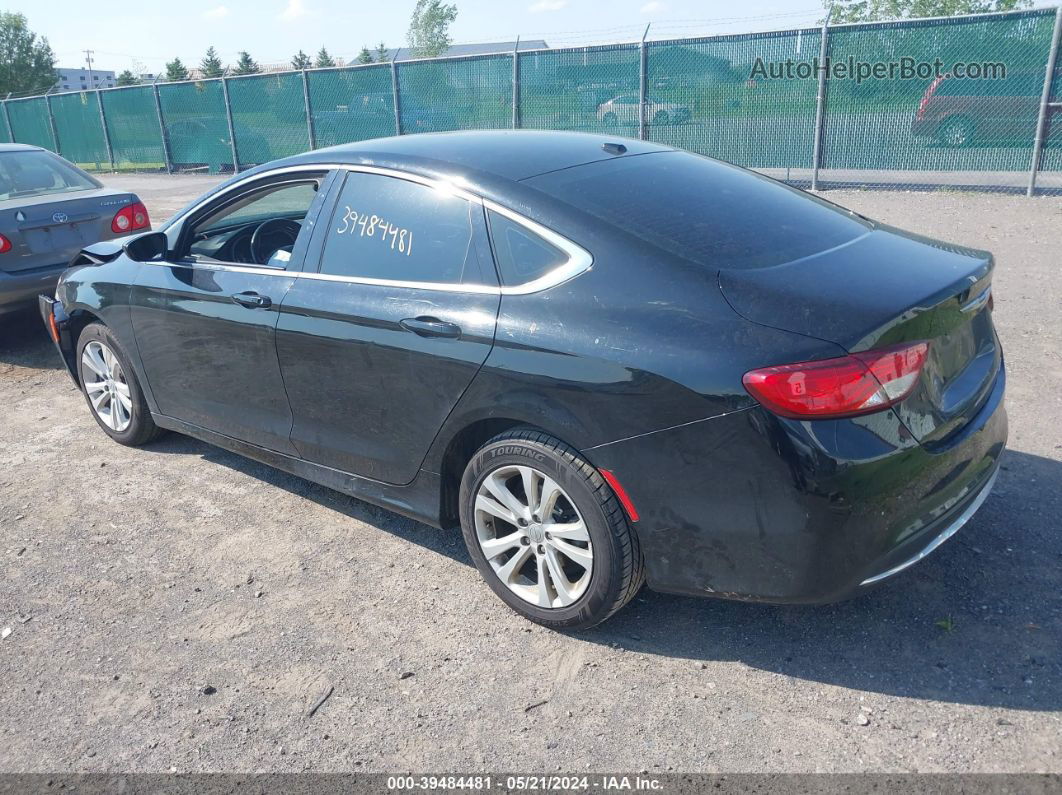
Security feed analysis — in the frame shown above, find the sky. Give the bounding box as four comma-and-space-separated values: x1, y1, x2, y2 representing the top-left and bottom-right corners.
6, 0, 834, 74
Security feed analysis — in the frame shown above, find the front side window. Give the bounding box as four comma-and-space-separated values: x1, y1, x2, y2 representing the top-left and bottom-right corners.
319, 171, 493, 287
185, 179, 321, 266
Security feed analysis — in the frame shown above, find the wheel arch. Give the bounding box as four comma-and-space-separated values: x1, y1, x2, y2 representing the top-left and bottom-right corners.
435, 417, 553, 530
59, 306, 106, 387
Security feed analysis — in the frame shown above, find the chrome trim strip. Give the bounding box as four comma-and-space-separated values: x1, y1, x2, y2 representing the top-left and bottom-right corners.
960, 286, 992, 314
165, 162, 593, 295
860, 466, 998, 586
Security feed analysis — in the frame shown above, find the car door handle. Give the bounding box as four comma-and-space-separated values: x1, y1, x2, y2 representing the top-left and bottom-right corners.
399, 316, 462, 339
231, 291, 272, 309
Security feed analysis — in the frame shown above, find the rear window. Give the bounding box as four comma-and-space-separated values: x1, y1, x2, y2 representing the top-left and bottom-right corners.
0, 150, 98, 201
525, 151, 869, 270
487, 209, 567, 286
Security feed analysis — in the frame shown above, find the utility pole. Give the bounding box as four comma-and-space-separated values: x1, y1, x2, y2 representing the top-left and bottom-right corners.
84, 49, 96, 88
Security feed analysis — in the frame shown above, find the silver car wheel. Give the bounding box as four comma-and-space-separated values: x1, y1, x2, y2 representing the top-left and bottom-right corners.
82, 340, 133, 433
474, 464, 593, 609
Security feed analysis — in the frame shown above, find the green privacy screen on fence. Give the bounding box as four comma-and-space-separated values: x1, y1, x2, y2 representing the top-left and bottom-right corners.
647, 28, 821, 171
519, 44, 640, 133
101, 86, 165, 170
158, 79, 232, 173
7, 97, 53, 150
227, 72, 308, 168
397, 55, 513, 131
308, 65, 395, 147
51, 91, 108, 167
3, 7, 1060, 191
822, 9, 1057, 182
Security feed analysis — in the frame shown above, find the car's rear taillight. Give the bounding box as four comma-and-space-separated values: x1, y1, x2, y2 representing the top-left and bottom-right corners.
742, 341, 929, 419
111, 201, 151, 234
916, 75, 946, 120
0, 234, 11, 253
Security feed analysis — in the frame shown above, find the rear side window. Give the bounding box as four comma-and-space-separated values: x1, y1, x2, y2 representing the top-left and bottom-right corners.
525, 151, 869, 271
487, 209, 567, 287
320, 171, 492, 286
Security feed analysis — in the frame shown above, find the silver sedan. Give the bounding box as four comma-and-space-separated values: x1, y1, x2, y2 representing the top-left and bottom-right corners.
0, 144, 150, 316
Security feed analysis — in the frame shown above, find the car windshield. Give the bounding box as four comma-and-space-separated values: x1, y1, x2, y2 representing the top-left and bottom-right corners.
525, 151, 870, 270
0, 150, 99, 201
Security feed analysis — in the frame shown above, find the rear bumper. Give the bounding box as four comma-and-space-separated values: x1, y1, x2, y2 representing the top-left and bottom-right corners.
586, 365, 1007, 604
911, 117, 940, 138
0, 264, 67, 315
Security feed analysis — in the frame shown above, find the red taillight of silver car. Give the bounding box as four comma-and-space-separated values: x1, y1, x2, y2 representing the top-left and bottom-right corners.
742, 341, 930, 419
111, 202, 151, 234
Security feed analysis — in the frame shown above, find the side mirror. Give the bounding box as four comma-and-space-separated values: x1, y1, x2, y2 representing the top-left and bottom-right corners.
123, 231, 168, 263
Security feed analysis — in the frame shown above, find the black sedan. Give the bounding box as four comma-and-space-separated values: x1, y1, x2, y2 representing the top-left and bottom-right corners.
39, 131, 1006, 630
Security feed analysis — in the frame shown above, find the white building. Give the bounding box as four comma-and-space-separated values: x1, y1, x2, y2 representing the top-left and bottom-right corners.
54, 68, 117, 92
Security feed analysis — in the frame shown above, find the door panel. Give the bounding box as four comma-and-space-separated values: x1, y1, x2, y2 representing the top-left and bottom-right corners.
128, 170, 337, 453
277, 282, 500, 483
130, 265, 298, 453
275, 168, 500, 485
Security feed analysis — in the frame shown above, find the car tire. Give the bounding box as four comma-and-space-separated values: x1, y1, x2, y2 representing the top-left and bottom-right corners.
653, 110, 670, 126
938, 116, 974, 148
602, 112, 618, 127
459, 427, 644, 630
76, 322, 163, 447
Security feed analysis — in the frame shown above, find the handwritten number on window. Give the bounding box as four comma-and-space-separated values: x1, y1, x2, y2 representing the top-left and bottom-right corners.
335, 205, 412, 257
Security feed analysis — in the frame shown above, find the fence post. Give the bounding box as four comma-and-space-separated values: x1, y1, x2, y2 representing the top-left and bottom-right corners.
44, 93, 61, 154
301, 69, 317, 150
220, 76, 240, 173
1, 94, 12, 142
96, 90, 115, 171
512, 37, 521, 129
810, 10, 832, 191
1027, 5, 1062, 197
391, 50, 403, 136
639, 23, 650, 141
151, 79, 173, 174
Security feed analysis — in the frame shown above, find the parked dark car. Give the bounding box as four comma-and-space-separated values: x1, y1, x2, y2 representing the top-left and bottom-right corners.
315, 93, 458, 144
0, 144, 149, 316
166, 118, 272, 173
912, 69, 1059, 147
39, 131, 1006, 629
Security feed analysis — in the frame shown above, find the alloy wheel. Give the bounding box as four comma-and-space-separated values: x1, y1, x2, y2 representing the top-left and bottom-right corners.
81, 340, 133, 432
473, 464, 593, 609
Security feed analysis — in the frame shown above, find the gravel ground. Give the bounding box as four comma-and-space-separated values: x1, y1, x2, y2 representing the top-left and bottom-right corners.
0, 174, 1060, 774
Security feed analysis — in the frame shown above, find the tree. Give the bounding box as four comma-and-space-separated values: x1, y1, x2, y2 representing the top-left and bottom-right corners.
314, 47, 337, 68
355, 46, 374, 64
164, 57, 189, 82
407, 0, 457, 57
291, 49, 312, 70
200, 46, 224, 78
375, 41, 390, 61
232, 51, 259, 75
827, 0, 1029, 22
116, 69, 139, 86
0, 12, 56, 96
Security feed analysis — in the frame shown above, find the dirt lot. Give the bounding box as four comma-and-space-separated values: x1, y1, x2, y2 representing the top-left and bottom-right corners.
1, 174, 1060, 774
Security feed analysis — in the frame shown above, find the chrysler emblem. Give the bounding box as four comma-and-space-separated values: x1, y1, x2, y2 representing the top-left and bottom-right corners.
52, 211, 69, 223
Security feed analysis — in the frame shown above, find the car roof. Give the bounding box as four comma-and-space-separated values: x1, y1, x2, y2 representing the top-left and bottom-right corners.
0, 143, 44, 153
264, 130, 673, 185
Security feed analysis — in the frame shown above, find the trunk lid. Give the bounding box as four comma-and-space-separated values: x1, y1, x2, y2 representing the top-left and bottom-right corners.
719, 226, 1000, 446
0, 188, 134, 274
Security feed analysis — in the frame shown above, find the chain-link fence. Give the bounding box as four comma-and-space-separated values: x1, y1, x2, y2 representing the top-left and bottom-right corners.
4, 6, 1061, 193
